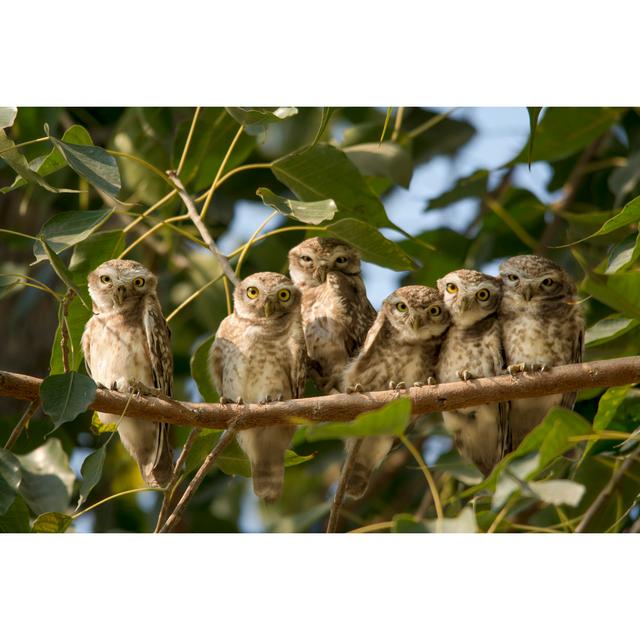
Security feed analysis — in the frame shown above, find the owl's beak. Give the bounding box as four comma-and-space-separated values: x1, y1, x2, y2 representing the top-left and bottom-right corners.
522, 285, 534, 301
264, 299, 275, 318
115, 285, 126, 305
410, 314, 422, 330
313, 262, 328, 283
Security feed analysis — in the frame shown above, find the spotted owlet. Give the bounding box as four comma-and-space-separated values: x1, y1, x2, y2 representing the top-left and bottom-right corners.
82, 259, 173, 488
288, 237, 376, 392
436, 269, 509, 475
210, 272, 307, 501
342, 286, 451, 498
499, 255, 584, 449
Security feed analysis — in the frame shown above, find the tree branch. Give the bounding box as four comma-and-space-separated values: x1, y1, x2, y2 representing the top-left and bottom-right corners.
1, 357, 639, 431
166, 171, 240, 288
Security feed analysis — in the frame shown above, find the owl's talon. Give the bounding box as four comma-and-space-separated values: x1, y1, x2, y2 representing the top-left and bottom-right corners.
457, 369, 474, 382
427, 376, 437, 386
395, 381, 406, 390
413, 381, 424, 388
507, 363, 526, 376
219, 396, 233, 404
274, 393, 284, 402
388, 380, 396, 390
259, 395, 273, 405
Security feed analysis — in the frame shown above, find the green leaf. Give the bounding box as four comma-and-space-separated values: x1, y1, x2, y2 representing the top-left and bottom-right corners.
326, 218, 416, 271
426, 170, 489, 210
15, 439, 75, 514
184, 429, 312, 478
68, 229, 125, 284
392, 513, 429, 533
0, 107, 17, 128
40, 372, 97, 429
0, 448, 22, 515
2, 124, 94, 193
582, 196, 640, 240
32, 512, 72, 533
91, 412, 117, 434
49, 294, 92, 374
585, 315, 639, 346
343, 142, 413, 188
312, 107, 337, 146
512, 107, 624, 163
271, 143, 391, 227
305, 398, 412, 441
33, 209, 115, 264
580, 270, 640, 321
425, 507, 477, 533
190, 334, 218, 402
605, 233, 640, 274
226, 107, 298, 133
256, 187, 337, 224
77, 445, 108, 508
0, 495, 30, 533
609, 150, 640, 207
526, 107, 542, 168
49, 136, 121, 198
0, 130, 75, 194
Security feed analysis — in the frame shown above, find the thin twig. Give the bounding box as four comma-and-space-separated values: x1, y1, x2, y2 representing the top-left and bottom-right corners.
4, 400, 39, 449
575, 450, 640, 533
167, 171, 240, 288
326, 439, 363, 533
177, 107, 202, 176
2, 357, 640, 432
154, 428, 201, 532
158, 426, 238, 533
391, 107, 405, 142
60, 289, 76, 373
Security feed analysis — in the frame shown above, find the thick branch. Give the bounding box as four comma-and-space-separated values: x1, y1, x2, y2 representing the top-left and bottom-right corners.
1, 357, 639, 431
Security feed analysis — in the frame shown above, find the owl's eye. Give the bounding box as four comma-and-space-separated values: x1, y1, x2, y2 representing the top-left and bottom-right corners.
133, 277, 145, 288
476, 288, 490, 301
335, 256, 348, 265
429, 305, 442, 317
446, 283, 458, 294
246, 286, 259, 299
300, 255, 313, 263
507, 274, 519, 282
278, 289, 291, 301
100, 275, 111, 284
396, 302, 408, 312
542, 277, 554, 287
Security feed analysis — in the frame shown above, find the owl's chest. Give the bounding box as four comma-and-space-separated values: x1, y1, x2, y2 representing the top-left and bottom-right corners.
86, 314, 152, 385
437, 324, 500, 381
502, 314, 572, 365
239, 329, 292, 389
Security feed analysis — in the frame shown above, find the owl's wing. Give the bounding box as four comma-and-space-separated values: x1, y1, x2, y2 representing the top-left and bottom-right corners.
210, 316, 239, 397
560, 327, 584, 410
494, 328, 512, 457
345, 290, 377, 357
81, 319, 94, 379
143, 296, 173, 397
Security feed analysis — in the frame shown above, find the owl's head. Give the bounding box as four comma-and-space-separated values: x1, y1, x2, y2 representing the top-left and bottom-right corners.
234, 272, 301, 322
499, 255, 576, 304
382, 286, 450, 340
437, 269, 502, 327
88, 259, 157, 312
288, 237, 362, 287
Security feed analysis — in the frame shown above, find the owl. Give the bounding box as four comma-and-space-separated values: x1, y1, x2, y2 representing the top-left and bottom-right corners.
288, 237, 376, 392
82, 259, 173, 488
342, 286, 451, 498
209, 272, 307, 501
436, 269, 509, 475
499, 255, 584, 449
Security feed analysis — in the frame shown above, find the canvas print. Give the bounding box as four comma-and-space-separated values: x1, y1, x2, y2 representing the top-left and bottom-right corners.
1, 106, 638, 533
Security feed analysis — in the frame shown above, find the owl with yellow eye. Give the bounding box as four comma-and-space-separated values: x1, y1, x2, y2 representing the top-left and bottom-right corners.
209, 272, 307, 501
436, 269, 510, 475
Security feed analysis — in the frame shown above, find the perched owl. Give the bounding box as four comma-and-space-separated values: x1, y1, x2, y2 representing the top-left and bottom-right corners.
342, 286, 451, 498
499, 255, 584, 449
436, 269, 509, 475
288, 237, 376, 393
210, 272, 307, 501
82, 260, 173, 488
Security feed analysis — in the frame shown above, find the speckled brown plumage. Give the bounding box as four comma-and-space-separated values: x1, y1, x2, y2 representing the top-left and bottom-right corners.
288, 237, 376, 392
436, 269, 510, 475
342, 286, 450, 497
210, 272, 306, 501
82, 259, 173, 488
499, 255, 584, 449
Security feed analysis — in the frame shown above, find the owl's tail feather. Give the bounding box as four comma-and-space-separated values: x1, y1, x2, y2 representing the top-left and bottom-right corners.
251, 461, 285, 502
344, 462, 371, 499
344, 436, 395, 499
140, 424, 173, 489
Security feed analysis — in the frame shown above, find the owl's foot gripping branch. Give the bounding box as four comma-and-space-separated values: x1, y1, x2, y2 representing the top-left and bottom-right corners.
1, 356, 640, 431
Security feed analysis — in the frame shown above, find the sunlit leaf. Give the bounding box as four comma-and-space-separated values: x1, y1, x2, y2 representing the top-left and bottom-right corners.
226, 107, 298, 135
0, 106, 17, 129
585, 315, 639, 346
256, 187, 337, 225
424, 506, 477, 533
91, 412, 117, 434
344, 142, 413, 188
305, 398, 412, 441
530, 479, 585, 507
32, 511, 72, 533
40, 371, 97, 429
0, 448, 22, 515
